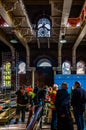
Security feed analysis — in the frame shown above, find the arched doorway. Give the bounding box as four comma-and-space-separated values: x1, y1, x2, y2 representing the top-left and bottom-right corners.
35, 58, 53, 87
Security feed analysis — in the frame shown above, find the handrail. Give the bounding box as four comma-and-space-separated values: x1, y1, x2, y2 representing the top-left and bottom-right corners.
26, 106, 42, 130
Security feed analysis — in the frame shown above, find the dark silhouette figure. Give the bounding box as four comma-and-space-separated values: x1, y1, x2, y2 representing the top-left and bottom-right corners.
71, 81, 86, 130
55, 82, 74, 130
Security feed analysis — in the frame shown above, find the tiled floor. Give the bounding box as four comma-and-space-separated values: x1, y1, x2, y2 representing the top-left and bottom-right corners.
0, 121, 85, 130
0, 112, 86, 130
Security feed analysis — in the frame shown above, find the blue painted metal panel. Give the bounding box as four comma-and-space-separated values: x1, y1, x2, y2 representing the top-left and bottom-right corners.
54, 74, 86, 93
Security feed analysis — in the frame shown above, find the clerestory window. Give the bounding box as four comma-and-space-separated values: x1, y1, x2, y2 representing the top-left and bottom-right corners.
62, 61, 71, 74
37, 18, 51, 38
76, 61, 85, 74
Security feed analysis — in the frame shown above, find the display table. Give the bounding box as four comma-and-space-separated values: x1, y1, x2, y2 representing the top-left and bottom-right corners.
0, 108, 16, 123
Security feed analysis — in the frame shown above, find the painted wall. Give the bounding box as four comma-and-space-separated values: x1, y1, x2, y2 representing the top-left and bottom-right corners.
54, 74, 86, 93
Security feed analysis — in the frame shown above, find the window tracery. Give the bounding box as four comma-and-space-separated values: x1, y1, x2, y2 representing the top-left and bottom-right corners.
37, 18, 51, 38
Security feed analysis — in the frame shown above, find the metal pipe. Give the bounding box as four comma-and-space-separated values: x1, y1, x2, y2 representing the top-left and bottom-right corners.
26, 106, 42, 130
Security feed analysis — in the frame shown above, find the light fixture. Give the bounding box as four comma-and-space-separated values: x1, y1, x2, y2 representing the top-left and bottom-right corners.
60, 35, 67, 44
10, 39, 18, 43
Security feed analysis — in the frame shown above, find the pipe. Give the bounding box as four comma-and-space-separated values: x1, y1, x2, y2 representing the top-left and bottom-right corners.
0, 29, 15, 65
58, 0, 72, 67
72, 21, 86, 67
25, 44, 30, 70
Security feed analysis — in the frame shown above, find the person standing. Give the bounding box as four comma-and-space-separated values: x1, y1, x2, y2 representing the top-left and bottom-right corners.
14, 85, 29, 123
71, 81, 86, 130
33, 82, 41, 107
50, 84, 58, 130
55, 82, 74, 130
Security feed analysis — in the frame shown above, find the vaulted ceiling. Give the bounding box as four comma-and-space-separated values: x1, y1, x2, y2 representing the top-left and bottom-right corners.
0, 0, 86, 51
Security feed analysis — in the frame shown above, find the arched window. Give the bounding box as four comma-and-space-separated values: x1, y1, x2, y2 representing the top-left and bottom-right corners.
37, 58, 52, 67
2, 61, 11, 88
62, 61, 71, 74
76, 61, 85, 74
37, 18, 51, 38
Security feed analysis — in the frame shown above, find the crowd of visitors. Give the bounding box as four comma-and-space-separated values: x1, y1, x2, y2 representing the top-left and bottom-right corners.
14, 81, 86, 130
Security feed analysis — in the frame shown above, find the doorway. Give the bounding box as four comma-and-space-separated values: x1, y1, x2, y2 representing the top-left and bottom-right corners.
35, 58, 54, 87
36, 67, 53, 87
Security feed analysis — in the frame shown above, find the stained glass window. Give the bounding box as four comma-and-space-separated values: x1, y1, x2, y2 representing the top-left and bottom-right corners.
76, 61, 85, 74
62, 61, 71, 74
18, 62, 26, 74
37, 18, 51, 37
2, 62, 11, 88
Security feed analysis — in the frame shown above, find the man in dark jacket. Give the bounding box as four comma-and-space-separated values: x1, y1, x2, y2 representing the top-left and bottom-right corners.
14, 85, 29, 123
71, 81, 86, 130
55, 82, 74, 130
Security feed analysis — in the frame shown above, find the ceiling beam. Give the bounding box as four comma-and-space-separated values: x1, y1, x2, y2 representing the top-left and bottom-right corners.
0, 28, 15, 65
72, 0, 85, 5
58, 0, 73, 67
48, 38, 50, 48
24, 0, 49, 5
72, 20, 86, 67
0, 0, 33, 44
37, 38, 40, 48
0, 0, 31, 68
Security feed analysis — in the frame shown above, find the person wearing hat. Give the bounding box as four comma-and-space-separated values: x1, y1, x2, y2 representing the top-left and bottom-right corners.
71, 81, 86, 130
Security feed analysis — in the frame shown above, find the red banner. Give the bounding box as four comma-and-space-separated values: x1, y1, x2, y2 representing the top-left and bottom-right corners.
68, 2, 86, 27
0, 15, 8, 26
68, 17, 80, 27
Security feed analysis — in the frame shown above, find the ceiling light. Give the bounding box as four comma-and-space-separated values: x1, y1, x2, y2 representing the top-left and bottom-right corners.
10, 39, 18, 43
60, 39, 67, 44
60, 35, 67, 44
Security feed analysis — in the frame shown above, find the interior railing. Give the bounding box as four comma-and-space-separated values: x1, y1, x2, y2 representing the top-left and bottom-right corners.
26, 106, 43, 130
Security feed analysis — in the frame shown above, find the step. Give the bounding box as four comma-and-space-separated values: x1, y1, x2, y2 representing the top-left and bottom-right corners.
0, 124, 26, 130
